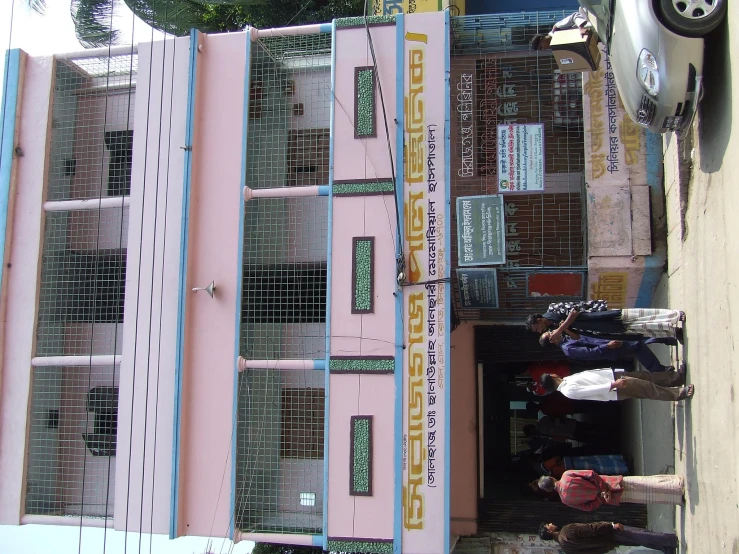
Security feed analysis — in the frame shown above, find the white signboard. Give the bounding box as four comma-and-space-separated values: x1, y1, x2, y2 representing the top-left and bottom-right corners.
496, 123, 545, 192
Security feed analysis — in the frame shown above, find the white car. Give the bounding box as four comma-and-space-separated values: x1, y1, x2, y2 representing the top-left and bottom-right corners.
580, 0, 727, 134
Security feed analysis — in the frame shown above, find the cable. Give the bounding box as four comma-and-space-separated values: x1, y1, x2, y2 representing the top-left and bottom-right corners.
123, 4, 161, 554
147, 4, 178, 552
361, 8, 403, 270
79, 4, 118, 554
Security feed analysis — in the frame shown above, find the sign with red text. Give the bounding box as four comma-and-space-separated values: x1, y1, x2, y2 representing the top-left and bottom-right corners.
497, 123, 545, 192
401, 11, 449, 554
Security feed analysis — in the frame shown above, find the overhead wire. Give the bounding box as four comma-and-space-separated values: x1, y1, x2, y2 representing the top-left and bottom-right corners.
101, 3, 139, 554
147, 1, 178, 552
122, 3, 162, 554
79, 3, 118, 554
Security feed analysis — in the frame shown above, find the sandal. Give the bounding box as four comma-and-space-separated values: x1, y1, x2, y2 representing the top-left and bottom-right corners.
678, 384, 695, 400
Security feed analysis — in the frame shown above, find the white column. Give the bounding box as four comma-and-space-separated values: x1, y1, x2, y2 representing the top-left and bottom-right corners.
31, 355, 122, 367
43, 197, 130, 212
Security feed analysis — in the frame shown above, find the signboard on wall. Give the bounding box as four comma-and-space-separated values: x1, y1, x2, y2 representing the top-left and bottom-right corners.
582, 46, 647, 185
401, 11, 449, 554
456, 194, 506, 266
457, 268, 499, 308
497, 123, 545, 192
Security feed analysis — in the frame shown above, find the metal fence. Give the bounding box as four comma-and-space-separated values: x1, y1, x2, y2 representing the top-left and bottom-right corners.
25, 52, 135, 519
236, 32, 331, 534
450, 12, 588, 321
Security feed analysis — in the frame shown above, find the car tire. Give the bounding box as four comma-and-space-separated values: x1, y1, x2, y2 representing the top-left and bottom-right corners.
657, 0, 727, 37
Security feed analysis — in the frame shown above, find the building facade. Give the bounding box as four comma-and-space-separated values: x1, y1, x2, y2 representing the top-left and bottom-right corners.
0, 8, 663, 554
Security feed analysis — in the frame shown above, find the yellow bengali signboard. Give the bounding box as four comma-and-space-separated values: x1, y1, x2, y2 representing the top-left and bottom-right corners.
371, 0, 464, 16
402, 11, 449, 554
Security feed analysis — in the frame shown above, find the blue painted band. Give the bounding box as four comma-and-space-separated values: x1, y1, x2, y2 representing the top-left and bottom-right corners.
313, 359, 326, 370
317, 185, 330, 196
443, 11, 452, 554
322, 19, 337, 550
171, 29, 199, 539
312, 534, 324, 547
0, 49, 21, 305
393, 14, 405, 554
230, 28, 253, 541
320, 23, 333, 34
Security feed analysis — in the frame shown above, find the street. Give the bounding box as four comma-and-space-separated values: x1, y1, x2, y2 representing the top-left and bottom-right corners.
624, 2, 739, 552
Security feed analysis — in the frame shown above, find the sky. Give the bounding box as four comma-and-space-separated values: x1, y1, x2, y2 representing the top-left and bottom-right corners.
0, 2, 253, 552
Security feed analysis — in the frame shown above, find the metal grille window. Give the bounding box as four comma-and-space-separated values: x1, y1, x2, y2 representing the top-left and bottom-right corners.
287, 129, 330, 186
104, 130, 133, 196
25, 50, 136, 520
236, 369, 324, 535
26, 366, 119, 518
236, 31, 331, 535
450, 12, 588, 321
243, 264, 327, 324
280, 388, 325, 459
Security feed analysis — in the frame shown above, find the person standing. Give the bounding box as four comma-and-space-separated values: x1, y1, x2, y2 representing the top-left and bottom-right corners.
540, 330, 677, 373
525, 301, 685, 342
538, 469, 685, 511
540, 368, 694, 403
529, 7, 594, 51
538, 521, 679, 554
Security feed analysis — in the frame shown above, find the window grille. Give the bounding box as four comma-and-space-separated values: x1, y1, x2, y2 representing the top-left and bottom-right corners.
236, 369, 324, 535
25, 52, 136, 520
236, 32, 331, 535
450, 12, 588, 321
25, 366, 119, 518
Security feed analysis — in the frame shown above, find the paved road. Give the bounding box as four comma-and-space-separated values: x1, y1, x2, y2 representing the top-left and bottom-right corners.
631, 3, 739, 553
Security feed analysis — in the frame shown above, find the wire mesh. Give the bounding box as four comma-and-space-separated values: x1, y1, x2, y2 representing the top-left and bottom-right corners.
48, 55, 136, 201
236, 32, 332, 535
25, 365, 118, 518
26, 53, 135, 519
235, 369, 324, 534
450, 12, 588, 321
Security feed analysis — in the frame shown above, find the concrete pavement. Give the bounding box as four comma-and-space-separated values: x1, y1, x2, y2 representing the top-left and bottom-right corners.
629, 3, 739, 552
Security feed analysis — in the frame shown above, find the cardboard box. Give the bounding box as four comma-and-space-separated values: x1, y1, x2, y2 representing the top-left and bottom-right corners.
550, 28, 601, 73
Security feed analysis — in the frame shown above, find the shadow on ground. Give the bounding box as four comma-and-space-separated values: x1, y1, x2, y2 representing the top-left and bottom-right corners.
698, 17, 732, 174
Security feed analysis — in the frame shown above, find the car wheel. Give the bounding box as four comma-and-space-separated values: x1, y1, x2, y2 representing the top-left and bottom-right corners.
658, 0, 727, 37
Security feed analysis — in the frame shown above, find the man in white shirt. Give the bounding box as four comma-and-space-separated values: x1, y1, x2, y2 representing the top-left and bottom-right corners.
540, 368, 694, 402
530, 7, 594, 51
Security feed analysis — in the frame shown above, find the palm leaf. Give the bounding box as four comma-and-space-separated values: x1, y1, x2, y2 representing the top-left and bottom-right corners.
71, 0, 120, 48
22, 0, 47, 14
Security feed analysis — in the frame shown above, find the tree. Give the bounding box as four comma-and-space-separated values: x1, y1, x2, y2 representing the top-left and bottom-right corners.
24, 0, 364, 48
252, 543, 323, 554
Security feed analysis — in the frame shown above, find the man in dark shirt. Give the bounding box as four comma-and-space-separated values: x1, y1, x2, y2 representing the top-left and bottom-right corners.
541, 330, 678, 373
538, 521, 678, 554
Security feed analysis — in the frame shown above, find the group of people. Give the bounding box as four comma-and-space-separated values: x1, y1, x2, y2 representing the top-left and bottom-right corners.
526, 301, 693, 403
520, 299, 688, 553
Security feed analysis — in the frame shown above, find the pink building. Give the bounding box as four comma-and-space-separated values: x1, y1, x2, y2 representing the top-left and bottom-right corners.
0, 8, 663, 554
0, 11, 479, 554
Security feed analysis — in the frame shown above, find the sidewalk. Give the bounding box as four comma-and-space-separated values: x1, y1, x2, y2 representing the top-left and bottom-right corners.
623, 106, 739, 551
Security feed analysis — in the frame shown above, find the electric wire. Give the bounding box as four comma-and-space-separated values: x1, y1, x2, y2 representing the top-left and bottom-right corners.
78, 4, 118, 554
147, 3, 178, 552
